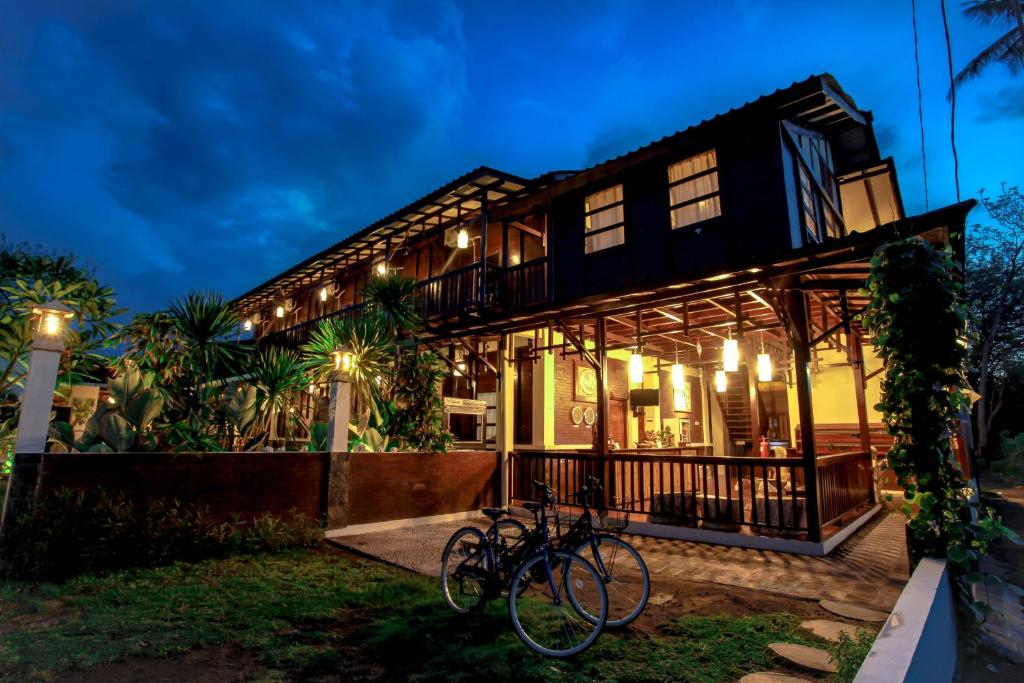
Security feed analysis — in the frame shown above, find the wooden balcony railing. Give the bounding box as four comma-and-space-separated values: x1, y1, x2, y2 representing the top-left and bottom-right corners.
259, 257, 550, 349
257, 303, 365, 351
499, 257, 548, 311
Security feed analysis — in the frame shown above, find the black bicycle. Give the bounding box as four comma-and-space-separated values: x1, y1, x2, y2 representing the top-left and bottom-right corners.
440, 481, 609, 658
554, 475, 650, 627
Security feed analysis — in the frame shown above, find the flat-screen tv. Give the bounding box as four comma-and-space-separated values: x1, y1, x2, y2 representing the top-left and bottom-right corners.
629, 388, 659, 407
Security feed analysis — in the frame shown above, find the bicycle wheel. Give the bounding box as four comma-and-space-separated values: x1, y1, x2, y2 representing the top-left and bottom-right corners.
440, 526, 492, 614
492, 518, 528, 549
508, 550, 607, 658
576, 534, 650, 627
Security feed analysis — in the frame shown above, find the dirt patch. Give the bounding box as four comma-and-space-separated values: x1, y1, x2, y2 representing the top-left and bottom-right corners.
58, 646, 271, 683
0, 599, 74, 635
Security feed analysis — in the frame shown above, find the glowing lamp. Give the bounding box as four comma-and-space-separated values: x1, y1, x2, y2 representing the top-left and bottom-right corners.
31, 300, 74, 340
243, 319, 253, 331
319, 286, 329, 302
375, 261, 387, 276
276, 305, 285, 318
757, 352, 772, 382
510, 254, 520, 265
455, 361, 467, 376
456, 227, 469, 249
332, 347, 353, 379
629, 352, 644, 384
715, 370, 727, 393
671, 362, 685, 389
723, 338, 739, 372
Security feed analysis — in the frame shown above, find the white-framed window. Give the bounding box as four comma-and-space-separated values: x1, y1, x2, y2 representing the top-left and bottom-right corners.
668, 149, 721, 229
584, 184, 625, 253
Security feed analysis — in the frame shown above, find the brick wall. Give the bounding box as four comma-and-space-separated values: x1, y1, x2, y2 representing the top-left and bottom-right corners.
554, 356, 627, 445
2, 449, 501, 534
346, 450, 498, 525
33, 451, 330, 523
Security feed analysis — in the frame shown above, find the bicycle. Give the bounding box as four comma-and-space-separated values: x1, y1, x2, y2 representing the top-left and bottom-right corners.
440, 481, 609, 658
554, 475, 650, 627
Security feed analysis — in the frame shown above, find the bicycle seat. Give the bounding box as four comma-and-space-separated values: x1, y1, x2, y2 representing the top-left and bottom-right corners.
522, 502, 544, 512
481, 507, 508, 521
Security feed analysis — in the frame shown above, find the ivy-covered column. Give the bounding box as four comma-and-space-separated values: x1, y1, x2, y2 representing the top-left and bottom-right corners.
863, 237, 1019, 613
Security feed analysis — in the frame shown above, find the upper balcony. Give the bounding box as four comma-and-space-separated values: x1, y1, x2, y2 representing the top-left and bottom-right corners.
258, 255, 550, 349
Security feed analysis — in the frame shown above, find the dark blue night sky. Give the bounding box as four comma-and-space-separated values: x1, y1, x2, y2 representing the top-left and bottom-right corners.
2, 1, 1021, 313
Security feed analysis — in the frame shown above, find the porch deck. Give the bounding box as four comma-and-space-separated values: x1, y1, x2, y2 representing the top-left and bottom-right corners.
328, 510, 908, 610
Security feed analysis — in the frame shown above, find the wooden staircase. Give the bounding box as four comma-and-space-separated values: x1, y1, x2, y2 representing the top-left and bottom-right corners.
716, 366, 753, 451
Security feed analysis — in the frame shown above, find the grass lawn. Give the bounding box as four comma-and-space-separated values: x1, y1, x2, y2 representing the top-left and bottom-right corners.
0, 547, 828, 682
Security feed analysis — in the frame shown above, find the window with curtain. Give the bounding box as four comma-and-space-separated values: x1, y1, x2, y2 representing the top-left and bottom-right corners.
668, 149, 721, 229
584, 184, 625, 253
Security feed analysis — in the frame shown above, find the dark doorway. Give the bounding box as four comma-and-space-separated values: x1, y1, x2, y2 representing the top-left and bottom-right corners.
514, 349, 533, 444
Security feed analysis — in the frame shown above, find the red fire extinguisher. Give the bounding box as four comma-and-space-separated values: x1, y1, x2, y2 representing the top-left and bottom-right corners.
759, 436, 769, 458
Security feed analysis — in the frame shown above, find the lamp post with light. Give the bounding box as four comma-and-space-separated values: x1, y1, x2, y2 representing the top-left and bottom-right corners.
13, 301, 75, 454
326, 345, 353, 452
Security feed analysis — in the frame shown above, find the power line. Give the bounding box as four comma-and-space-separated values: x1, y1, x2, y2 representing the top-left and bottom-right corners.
940, 0, 961, 202
911, 0, 929, 211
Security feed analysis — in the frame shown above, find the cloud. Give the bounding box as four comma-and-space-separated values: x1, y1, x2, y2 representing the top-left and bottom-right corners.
976, 87, 1024, 122
0, 0, 469, 311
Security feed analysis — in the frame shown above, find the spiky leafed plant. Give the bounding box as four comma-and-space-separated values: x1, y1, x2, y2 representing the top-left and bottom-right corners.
302, 314, 392, 431
249, 346, 309, 445
954, 1, 1024, 89
363, 272, 422, 337
169, 291, 247, 383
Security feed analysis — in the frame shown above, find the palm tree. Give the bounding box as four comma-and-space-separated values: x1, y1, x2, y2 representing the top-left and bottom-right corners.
954, 0, 1024, 89
362, 272, 422, 337
248, 346, 309, 447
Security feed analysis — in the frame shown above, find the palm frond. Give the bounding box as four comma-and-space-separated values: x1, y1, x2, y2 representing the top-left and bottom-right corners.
962, 0, 1021, 26
954, 27, 1022, 87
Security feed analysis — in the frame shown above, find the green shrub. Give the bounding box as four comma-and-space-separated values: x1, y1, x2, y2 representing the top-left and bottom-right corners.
0, 488, 322, 581
828, 628, 877, 682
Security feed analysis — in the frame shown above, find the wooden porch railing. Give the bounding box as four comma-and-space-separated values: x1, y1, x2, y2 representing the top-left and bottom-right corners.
816, 450, 873, 527
509, 450, 810, 535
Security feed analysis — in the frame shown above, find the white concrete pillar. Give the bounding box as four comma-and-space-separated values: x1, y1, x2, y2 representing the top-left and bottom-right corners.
326, 379, 351, 453
14, 334, 66, 454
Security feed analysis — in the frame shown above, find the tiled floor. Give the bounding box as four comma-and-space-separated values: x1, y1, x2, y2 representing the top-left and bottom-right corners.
328, 509, 910, 610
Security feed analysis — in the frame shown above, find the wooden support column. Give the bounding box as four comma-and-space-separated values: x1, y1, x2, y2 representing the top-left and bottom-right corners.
745, 338, 761, 446
496, 334, 514, 506
850, 330, 876, 505
479, 196, 489, 306
597, 317, 612, 507
784, 288, 822, 542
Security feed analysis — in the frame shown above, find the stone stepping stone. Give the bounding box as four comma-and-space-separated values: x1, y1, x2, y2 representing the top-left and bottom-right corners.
819, 599, 889, 623
739, 673, 807, 682
800, 618, 863, 643
768, 643, 837, 674
648, 593, 674, 606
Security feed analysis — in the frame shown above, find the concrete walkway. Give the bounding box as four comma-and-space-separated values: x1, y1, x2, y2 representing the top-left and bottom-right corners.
328, 510, 910, 610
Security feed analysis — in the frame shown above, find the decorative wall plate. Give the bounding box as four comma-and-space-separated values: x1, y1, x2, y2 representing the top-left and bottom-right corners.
570, 405, 584, 425
583, 406, 596, 425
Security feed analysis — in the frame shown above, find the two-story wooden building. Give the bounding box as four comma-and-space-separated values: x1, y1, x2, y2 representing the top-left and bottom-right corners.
234, 74, 972, 552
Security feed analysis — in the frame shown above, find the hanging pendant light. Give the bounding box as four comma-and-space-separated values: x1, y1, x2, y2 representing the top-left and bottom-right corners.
723, 336, 739, 373
319, 286, 329, 302
629, 350, 644, 385
670, 341, 685, 389
715, 369, 727, 393
756, 333, 772, 382
243, 319, 253, 331
276, 305, 285, 318
456, 227, 469, 249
